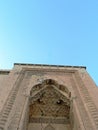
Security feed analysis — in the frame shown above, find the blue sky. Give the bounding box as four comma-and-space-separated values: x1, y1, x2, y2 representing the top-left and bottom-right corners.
0, 0, 98, 85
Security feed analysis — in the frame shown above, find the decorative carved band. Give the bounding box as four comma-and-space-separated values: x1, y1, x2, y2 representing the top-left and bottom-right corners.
74, 72, 98, 129
29, 117, 69, 124
0, 70, 24, 130
22, 68, 76, 74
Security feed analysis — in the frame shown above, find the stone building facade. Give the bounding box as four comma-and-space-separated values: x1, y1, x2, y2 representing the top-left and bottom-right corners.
0, 63, 98, 130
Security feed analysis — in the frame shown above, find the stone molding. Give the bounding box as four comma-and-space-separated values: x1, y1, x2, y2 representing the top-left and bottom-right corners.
71, 72, 98, 130
0, 70, 25, 130
29, 117, 69, 124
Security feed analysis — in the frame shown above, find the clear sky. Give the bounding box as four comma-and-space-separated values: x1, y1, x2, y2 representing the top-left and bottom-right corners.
0, 0, 98, 85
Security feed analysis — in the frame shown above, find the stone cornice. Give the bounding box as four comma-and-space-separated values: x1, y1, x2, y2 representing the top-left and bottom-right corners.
14, 63, 86, 69
0, 70, 10, 75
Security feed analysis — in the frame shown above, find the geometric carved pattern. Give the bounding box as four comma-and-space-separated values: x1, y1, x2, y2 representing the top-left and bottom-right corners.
30, 79, 69, 95
74, 72, 98, 129
29, 86, 70, 118
29, 79, 70, 123
70, 73, 94, 130
29, 117, 69, 124
0, 71, 24, 130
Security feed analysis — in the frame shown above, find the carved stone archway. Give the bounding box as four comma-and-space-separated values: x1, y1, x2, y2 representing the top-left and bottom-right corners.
28, 79, 71, 130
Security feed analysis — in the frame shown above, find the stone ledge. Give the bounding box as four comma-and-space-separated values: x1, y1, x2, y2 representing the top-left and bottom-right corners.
14, 63, 86, 69
0, 70, 10, 75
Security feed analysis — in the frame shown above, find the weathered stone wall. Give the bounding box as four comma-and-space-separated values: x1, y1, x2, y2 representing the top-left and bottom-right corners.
0, 63, 98, 130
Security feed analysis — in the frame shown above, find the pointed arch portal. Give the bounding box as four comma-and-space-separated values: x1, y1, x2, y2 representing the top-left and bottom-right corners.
28, 79, 71, 130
